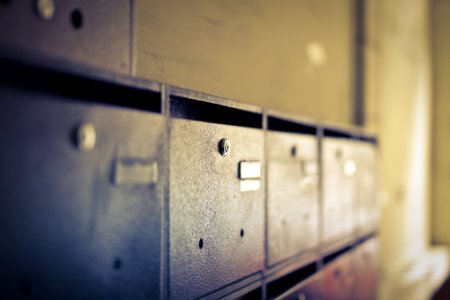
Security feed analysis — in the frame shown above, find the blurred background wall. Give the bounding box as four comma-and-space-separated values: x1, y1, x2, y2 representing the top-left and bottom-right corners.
366, 0, 449, 299
131, 0, 450, 298
133, 0, 355, 124
432, 0, 450, 249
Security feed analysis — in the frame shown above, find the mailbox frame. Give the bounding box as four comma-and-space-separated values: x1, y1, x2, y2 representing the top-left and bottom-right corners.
266, 113, 320, 270
167, 86, 265, 299
0, 62, 165, 299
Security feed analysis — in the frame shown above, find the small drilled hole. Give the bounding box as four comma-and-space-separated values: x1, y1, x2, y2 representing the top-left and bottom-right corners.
335, 149, 342, 160
198, 238, 204, 249
240, 229, 244, 238
71, 9, 83, 29
291, 146, 297, 157
113, 257, 122, 271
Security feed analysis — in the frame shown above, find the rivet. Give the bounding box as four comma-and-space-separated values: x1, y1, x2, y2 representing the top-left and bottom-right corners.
35, 0, 55, 21
76, 122, 96, 152
218, 138, 231, 156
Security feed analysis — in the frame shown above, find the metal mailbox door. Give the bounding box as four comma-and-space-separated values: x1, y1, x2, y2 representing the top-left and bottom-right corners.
322, 138, 358, 242
0, 87, 164, 299
169, 119, 264, 299
352, 238, 379, 300
0, 0, 130, 74
322, 253, 354, 300
356, 142, 378, 230
267, 131, 319, 266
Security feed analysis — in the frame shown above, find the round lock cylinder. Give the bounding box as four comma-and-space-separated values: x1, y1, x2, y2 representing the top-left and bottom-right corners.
218, 138, 231, 156
76, 122, 96, 152
35, 0, 55, 21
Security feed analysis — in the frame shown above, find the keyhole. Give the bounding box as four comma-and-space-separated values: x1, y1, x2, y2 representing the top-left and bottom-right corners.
71, 9, 83, 29
113, 257, 122, 271
291, 146, 298, 157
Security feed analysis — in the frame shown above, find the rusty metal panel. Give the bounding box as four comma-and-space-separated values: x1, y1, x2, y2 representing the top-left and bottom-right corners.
0, 0, 130, 74
322, 252, 354, 300
322, 137, 358, 243
0, 87, 164, 299
352, 237, 379, 300
169, 118, 264, 299
267, 131, 319, 266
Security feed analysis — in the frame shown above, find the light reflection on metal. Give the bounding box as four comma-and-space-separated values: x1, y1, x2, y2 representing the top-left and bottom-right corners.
301, 160, 318, 176
114, 159, 158, 186
343, 159, 357, 176
240, 179, 260, 192
35, 0, 55, 21
76, 122, 96, 152
238, 161, 261, 179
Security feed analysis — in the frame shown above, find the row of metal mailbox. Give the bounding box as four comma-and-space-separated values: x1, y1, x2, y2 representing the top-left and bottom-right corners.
0, 62, 378, 299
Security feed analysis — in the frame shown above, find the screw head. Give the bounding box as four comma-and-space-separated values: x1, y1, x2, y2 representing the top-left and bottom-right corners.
76, 122, 96, 152
35, 0, 55, 21
218, 138, 231, 156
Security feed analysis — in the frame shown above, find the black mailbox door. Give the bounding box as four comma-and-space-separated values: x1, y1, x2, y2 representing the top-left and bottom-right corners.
0, 86, 164, 299
169, 119, 264, 299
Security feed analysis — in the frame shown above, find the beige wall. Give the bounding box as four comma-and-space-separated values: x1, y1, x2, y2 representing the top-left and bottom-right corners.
373, 0, 431, 267
366, 0, 449, 299
431, 0, 450, 246
133, 0, 355, 124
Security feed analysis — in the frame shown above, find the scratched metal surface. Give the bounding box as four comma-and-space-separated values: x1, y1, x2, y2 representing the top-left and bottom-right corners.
322, 138, 358, 243
267, 131, 319, 267
169, 119, 264, 299
0, 87, 164, 299
0, 0, 130, 74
